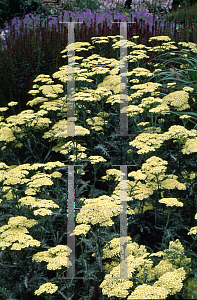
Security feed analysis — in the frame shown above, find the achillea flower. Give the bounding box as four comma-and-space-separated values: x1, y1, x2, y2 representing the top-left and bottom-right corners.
130, 82, 162, 93
60, 141, 87, 155
128, 284, 168, 299
70, 224, 91, 236
68, 152, 87, 162
31, 117, 52, 131
27, 173, 54, 188
141, 156, 168, 175
188, 226, 197, 235
128, 169, 147, 181
153, 260, 176, 279
18, 196, 59, 210
129, 132, 167, 154
159, 197, 183, 207
43, 161, 65, 170
7, 101, 18, 107
100, 275, 133, 298
0, 107, 8, 112
0, 217, 40, 250
26, 96, 48, 107
138, 96, 162, 109
55, 125, 90, 138
163, 125, 197, 144
127, 105, 144, 117
0, 126, 16, 144
25, 188, 40, 195
179, 115, 191, 120
162, 90, 190, 111
3, 167, 29, 186
181, 137, 197, 154
7, 216, 38, 227
32, 245, 72, 270
50, 171, 62, 178
86, 116, 108, 131
154, 267, 186, 296
76, 195, 120, 227
137, 121, 150, 127
88, 155, 107, 164
101, 168, 126, 181
182, 86, 194, 93
34, 282, 58, 296
33, 208, 53, 216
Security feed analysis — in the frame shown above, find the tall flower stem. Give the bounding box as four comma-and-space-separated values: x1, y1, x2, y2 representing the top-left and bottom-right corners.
91, 164, 99, 197
80, 235, 89, 292
95, 225, 104, 274
161, 206, 172, 250
40, 217, 45, 242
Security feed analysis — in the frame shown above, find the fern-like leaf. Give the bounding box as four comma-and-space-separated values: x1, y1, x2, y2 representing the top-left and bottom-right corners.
94, 144, 110, 158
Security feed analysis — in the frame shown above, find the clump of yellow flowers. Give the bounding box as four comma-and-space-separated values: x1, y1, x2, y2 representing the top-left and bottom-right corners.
100, 237, 190, 299
0, 34, 196, 299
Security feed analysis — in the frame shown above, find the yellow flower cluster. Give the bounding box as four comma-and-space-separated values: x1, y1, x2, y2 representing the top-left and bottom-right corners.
27, 173, 54, 188
128, 284, 168, 299
34, 282, 58, 295
70, 224, 91, 236
59, 141, 87, 155
76, 195, 120, 227
153, 259, 176, 278
32, 245, 72, 270
68, 152, 87, 162
101, 168, 126, 181
0, 34, 196, 299
159, 198, 184, 207
188, 226, 197, 235
86, 116, 108, 131
100, 238, 189, 299
0, 162, 65, 213
0, 216, 40, 250
19, 196, 59, 215
154, 267, 186, 295
88, 155, 107, 164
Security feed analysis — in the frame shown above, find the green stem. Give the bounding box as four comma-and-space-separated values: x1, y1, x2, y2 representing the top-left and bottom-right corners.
133, 116, 141, 131
96, 226, 104, 274
40, 217, 45, 242
81, 236, 89, 273
80, 236, 89, 292
91, 165, 98, 197
161, 206, 172, 250
150, 113, 154, 127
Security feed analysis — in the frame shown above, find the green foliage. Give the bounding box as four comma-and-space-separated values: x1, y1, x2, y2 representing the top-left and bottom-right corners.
0, 0, 43, 30
167, 0, 197, 23
0, 286, 17, 300
0, 0, 11, 29
0, 33, 196, 298
71, 0, 102, 13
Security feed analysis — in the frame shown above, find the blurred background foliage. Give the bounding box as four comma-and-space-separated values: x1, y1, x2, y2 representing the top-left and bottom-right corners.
0, 0, 197, 31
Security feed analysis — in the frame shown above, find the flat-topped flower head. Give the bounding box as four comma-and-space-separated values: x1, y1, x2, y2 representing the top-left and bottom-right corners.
34, 282, 58, 296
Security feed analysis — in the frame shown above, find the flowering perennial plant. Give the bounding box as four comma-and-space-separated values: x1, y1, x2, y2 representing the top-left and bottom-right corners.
0, 33, 196, 299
